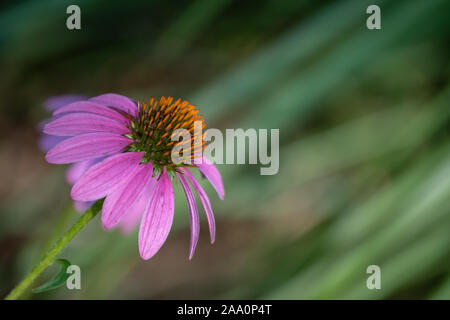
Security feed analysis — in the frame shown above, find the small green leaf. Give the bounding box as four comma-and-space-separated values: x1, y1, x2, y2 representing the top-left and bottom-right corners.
32, 259, 71, 294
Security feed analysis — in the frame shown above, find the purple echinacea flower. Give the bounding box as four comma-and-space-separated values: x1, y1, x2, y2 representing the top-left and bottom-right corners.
43, 94, 224, 260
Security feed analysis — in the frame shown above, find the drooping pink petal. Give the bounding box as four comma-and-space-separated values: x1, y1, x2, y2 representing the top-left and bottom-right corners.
183, 168, 216, 243
177, 172, 200, 260
66, 159, 97, 185
37, 117, 69, 151
139, 171, 174, 260
44, 113, 130, 136
102, 163, 154, 230
73, 200, 93, 213
46, 132, 133, 164
197, 157, 225, 200
71, 152, 143, 201
44, 95, 86, 112
119, 175, 157, 234
89, 93, 137, 114
119, 198, 147, 234
54, 101, 129, 125
38, 134, 68, 152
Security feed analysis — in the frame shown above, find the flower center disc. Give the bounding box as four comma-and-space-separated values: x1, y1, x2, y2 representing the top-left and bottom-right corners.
126, 96, 206, 172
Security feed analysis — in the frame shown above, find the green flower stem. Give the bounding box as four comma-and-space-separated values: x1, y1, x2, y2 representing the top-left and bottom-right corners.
40, 204, 77, 257
20, 204, 76, 300
4, 199, 104, 300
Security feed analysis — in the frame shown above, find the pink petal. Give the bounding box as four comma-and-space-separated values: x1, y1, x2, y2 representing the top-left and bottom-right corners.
119, 199, 146, 234
44, 95, 86, 112
73, 200, 93, 213
102, 163, 153, 229
197, 157, 225, 200
119, 175, 157, 234
66, 159, 97, 185
139, 171, 174, 260
38, 134, 68, 152
177, 172, 200, 260
44, 113, 130, 136
183, 168, 216, 243
46, 133, 133, 164
89, 93, 137, 114
71, 152, 143, 201
54, 101, 129, 125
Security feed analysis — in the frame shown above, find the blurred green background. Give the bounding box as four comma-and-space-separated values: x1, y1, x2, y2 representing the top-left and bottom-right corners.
0, 0, 449, 299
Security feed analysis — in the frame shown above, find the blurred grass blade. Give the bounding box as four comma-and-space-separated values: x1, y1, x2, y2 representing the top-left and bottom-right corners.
194, 0, 383, 122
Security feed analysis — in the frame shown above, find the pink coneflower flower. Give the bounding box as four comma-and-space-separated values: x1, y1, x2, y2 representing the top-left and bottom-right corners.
44, 94, 224, 260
